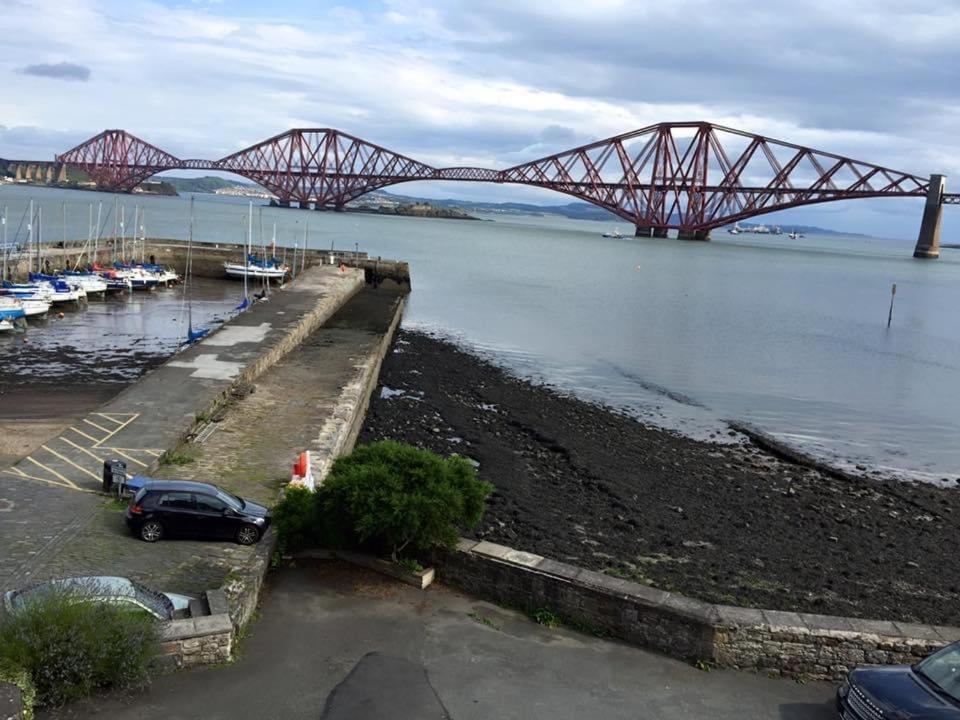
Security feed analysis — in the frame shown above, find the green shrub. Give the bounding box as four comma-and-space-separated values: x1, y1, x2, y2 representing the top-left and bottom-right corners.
0, 590, 160, 707
272, 485, 321, 553
321, 441, 493, 560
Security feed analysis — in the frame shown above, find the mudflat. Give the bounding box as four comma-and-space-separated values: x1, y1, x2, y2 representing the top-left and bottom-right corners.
360, 330, 960, 626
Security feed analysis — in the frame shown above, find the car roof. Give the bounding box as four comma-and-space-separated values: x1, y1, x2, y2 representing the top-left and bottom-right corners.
140, 479, 221, 493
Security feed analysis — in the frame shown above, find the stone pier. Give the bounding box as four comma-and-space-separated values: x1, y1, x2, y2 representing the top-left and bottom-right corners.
913, 173, 944, 259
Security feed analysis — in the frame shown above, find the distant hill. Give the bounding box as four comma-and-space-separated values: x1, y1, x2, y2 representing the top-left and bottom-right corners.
160, 176, 255, 194
735, 221, 866, 237
377, 191, 618, 221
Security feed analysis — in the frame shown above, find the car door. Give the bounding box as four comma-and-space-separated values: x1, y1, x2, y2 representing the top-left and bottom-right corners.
192, 492, 232, 539
154, 491, 196, 535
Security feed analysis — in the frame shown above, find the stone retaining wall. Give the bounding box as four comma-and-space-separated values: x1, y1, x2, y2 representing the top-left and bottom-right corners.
309, 295, 406, 485
438, 539, 960, 680
159, 612, 233, 670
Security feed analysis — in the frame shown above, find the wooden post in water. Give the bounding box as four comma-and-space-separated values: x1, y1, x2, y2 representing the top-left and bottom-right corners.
887, 283, 897, 328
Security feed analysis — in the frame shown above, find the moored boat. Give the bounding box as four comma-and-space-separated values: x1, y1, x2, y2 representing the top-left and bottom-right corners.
0, 318, 12, 333
63, 271, 108, 296
224, 255, 289, 281
0, 296, 27, 322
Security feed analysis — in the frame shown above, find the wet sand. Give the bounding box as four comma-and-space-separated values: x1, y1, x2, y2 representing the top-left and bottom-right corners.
360, 330, 960, 626
0, 279, 241, 466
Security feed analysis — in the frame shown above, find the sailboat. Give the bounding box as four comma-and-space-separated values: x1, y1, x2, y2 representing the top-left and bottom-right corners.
224, 207, 290, 281
184, 197, 210, 345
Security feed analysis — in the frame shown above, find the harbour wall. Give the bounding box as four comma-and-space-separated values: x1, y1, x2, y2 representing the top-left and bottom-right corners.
1, 237, 411, 286
437, 539, 960, 680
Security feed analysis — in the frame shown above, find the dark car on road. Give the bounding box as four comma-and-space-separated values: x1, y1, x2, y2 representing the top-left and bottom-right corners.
125, 480, 271, 545
837, 640, 960, 719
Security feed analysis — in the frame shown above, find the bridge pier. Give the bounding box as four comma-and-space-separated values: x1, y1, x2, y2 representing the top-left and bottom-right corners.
677, 229, 710, 241
634, 226, 652, 237
913, 173, 944, 259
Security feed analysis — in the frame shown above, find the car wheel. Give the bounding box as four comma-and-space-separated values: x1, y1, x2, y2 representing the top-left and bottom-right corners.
236, 525, 260, 546
140, 521, 164, 543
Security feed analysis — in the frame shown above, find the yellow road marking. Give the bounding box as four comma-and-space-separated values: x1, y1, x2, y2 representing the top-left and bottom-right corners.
142, 449, 161, 457
70, 426, 101, 443
92, 413, 140, 447
40, 445, 102, 483
23, 457, 80, 489
97, 412, 136, 425
83, 418, 112, 435
59, 436, 106, 464
101, 447, 148, 468
2, 468, 82, 491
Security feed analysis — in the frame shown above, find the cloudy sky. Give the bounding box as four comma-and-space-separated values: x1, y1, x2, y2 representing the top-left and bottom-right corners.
1, 0, 958, 237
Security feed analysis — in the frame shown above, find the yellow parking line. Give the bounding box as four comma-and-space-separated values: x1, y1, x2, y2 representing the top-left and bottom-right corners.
70, 426, 101, 443
41, 445, 102, 483
83, 418, 113, 435
101, 447, 148, 468
23, 457, 80, 490
59, 436, 106, 464
92, 413, 140, 448
97, 412, 135, 425
2, 468, 82, 491
94, 413, 125, 425
142, 449, 162, 457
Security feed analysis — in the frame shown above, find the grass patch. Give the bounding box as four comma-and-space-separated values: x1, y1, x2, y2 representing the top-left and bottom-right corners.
103, 498, 128, 512
396, 557, 424, 574
603, 566, 656, 586
468, 612, 501, 630
529, 607, 561, 629
159, 445, 200, 466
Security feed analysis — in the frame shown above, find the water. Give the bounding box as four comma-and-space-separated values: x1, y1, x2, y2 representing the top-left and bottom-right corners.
2, 184, 959, 483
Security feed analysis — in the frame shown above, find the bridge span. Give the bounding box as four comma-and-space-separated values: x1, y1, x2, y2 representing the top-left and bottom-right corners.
2, 121, 956, 258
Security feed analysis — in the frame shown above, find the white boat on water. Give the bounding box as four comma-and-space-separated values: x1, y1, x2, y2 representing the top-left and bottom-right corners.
728, 223, 743, 234
224, 255, 289, 281
0, 318, 12, 333
602, 227, 624, 239
63, 272, 108, 296
17, 297, 51, 317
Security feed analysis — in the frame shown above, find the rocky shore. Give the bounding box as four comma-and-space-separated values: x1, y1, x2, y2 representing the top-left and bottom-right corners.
359, 330, 960, 626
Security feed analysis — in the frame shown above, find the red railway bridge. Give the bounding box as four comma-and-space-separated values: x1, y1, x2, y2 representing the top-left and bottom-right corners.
17, 121, 959, 258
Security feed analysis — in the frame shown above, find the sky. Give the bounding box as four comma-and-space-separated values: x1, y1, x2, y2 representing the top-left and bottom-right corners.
1, 0, 958, 238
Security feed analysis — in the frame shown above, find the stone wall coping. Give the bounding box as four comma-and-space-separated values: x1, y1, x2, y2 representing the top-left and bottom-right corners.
457, 536, 960, 646
206, 589, 229, 617
161, 612, 232, 642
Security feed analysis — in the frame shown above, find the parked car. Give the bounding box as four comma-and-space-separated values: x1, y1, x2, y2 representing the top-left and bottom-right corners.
837, 640, 960, 718
125, 480, 271, 545
3, 576, 191, 621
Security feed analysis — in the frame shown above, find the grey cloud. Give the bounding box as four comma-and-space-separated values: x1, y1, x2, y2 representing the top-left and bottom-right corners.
19, 62, 90, 81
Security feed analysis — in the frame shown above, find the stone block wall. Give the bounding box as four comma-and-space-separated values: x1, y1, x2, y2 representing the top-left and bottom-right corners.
437, 539, 960, 680
159, 612, 233, 670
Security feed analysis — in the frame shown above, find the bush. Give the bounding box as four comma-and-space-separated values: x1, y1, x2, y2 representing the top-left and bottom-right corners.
0, 662, 36, 720
0, 589, 160, 707
321, 441, 493, 560
272, 441, 493, 561
272, 485, 320, 553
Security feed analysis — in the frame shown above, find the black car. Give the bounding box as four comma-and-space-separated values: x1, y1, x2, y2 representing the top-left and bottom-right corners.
125, 480, 271, 545
837, 641, 960, 719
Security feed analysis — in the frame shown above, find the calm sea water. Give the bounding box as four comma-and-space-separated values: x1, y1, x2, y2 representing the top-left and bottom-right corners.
2, 184, 959, 483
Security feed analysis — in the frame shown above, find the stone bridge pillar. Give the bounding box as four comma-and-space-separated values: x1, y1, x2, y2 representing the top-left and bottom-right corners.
677, 229, 711, 241
913, 173, 944, 259
635, 226, 652, 237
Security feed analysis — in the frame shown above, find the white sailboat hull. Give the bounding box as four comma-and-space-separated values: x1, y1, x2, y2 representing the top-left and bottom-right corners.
224, 262, 288, 280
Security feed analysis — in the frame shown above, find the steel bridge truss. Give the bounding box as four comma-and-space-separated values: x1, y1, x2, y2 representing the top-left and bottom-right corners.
55, 122, 950, 232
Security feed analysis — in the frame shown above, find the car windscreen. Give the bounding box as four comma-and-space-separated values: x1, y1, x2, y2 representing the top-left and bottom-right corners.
216, 489, 244, 510
917, 643, 960, 702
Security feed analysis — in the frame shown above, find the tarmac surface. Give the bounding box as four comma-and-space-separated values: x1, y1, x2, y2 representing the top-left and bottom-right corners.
40, 561, 838, 720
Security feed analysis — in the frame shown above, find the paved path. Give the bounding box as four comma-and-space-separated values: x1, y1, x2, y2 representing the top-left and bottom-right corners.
42, 562, 837, 720
0, 267, 363, 595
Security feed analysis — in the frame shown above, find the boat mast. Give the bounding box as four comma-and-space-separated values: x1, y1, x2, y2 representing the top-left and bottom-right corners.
120, 205, 126, 262
94, 202, 102, 264
27, 199, 33, 274
2, 205, 7, 282
245, 201, 252, 301
62, 201, 67, 269
187, 196, 194, 333
37, 205, 42, 273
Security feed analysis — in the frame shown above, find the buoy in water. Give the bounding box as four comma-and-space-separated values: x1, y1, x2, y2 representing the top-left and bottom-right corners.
57, 312, 65, 319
